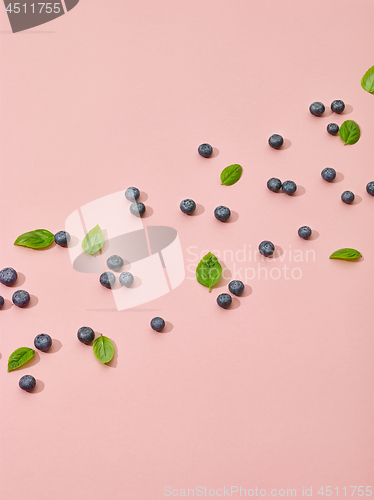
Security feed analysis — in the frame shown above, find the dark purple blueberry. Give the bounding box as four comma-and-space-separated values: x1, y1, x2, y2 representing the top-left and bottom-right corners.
267, 178, 282, 192
130, 201, 146, 217
259, 241, 275, 257
198, 143, 213, 158
54, 231, 71, 247
228, 280, 244, 296
34, 334, 52, 352
214, 206, 231, 222
321, 167, 336, 182
327, 123, 339, 135
331, 100, 345, 114
309, 102, 325, 116
0, 296, 4, 308
99, 272, 116, 289
298, 226, 312, 240
268, 134, 284, 149
106, 255, 124, 271
217, 293, 232, 309
0, 267, 18, 286
12, 290, 30, 308
150, 317, 165, 332
19, 375, 36, 392
77, 327, 95, 345
180, 199, 196, 215
366, 182, 374, 196
341, 191, 355, 204
125, 187, 140, 201
282, 180, 297, 195
119, 272, 134, 287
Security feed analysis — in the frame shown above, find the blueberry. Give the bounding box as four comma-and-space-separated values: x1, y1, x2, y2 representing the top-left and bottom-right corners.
298, 226, 312, 240
19, 375, 36, 392
282, 180, 297, 195
214, 206, 231, 222
130, 201, 146, 217
119, 272, 134, 287
150, 317, 165, 332
366, 181, 374, 196
198, 143, 213, 158
0, 267, 18, 286
12, 290, 30, 308
228, 280, 244, 296
341, 191, 355, 204
309, 102, 325, 116
125, 187, 140, 201
77, 326, 95, 345
54, 231, 71, 247
259, 241, 275, 257
268, 134, 284, 149
34, 333, 52, 352
327, 123, 339, 135
321, 167, 336, 182
267, 178, 282, 192
99, 272, 116, 289
331, 100, 345, 114
180, 199, 196, 215
217, 293, 232, 309
106, 255, 124, 270
0, 296, 4, 308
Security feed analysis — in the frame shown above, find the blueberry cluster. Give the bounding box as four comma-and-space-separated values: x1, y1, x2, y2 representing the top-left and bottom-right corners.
180, 200, 233, 221
309, 100, 347, 136
0, 267, 31, 309
266, 178, 297, 195
216, 280, 245, 309
99, 255, 135, 290
125, 186, 146, 218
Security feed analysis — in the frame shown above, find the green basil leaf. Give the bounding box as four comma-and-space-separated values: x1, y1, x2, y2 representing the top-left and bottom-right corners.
93, 334, 115, 364
82, 224, 104, 255
7, 347, 35, 372
220, 164, 243, 186
196, 252, 222, 293
329, 248, 362, 261
361, 65, 374, 93
14, 229, 54, 249
339, 120, 360, 145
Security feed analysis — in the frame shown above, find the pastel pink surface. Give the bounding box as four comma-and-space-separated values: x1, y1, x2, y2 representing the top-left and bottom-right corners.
0, 1, 373, 499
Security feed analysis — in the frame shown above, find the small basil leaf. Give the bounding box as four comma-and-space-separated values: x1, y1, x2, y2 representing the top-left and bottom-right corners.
329, 248, 362, 261
196, 252, 222, 293
220, 164, 243, 186
7, 347, 35, 372
93, 334, 115, 364
81, 224, 104, 255
14, 229, 54, 249
361, 65, 374, 93
339, 120, 360, 145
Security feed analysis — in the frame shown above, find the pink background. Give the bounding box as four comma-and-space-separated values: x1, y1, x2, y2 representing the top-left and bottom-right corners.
1, 1, 373, 499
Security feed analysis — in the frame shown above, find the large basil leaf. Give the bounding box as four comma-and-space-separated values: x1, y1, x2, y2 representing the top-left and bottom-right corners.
93, 335, 115, 363
82, 224, 104, 255
196, 252, 222, 292
361, 65, 374, 93
8, 347, 35, 372
14, 229, 54, 249
329, 248, 362, 261
220, 164, 243, 186
339, 120, 360, 145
